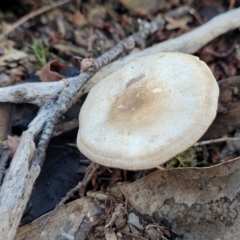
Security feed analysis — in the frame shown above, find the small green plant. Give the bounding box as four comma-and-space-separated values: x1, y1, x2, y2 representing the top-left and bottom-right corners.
165, 146, 202, 168
25, 40, 50, 69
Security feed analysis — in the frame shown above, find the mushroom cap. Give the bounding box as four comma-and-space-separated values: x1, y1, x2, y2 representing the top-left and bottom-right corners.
77, 52, 219, 170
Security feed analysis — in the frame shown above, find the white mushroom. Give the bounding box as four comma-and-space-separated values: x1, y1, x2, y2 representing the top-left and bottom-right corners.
77, 52, 219, 170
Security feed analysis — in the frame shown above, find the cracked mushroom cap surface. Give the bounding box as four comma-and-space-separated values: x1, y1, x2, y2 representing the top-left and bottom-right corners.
77, 52, 219, 170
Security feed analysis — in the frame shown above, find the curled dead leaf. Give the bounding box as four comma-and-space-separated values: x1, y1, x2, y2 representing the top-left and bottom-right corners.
69, 11, 87, 27
39, 60, 66, 82
0, 40, 27, 66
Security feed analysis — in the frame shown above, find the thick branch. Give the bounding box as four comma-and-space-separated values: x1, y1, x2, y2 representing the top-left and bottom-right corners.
0, 132, 39, 240
0, 81, 65, 106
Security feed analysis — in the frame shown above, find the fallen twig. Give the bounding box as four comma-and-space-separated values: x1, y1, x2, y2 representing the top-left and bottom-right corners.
194, 137, 240, 147
0, 132, 38, 240
118, 230, 148, 240
229, 0, 236, 10
0, 0, 71, 41
0, 81, 65, 106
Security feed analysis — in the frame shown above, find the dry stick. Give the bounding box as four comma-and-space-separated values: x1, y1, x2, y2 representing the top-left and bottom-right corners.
0, 0, 71, 41
165, 15, 190, 31
0, 81, 66, 106
28, 101, 56, 137
0, 132, 38, 240
229, 0, 236, 10
118, 230, 148, 240
193, 137, 240, 147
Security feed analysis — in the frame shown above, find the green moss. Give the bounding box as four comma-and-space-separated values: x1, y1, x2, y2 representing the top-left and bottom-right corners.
165, 146, 202, 168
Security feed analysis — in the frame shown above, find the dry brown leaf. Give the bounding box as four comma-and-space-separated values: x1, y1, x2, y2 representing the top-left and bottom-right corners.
104, 228, 118, 240
38, 60, 66, 82
165, 15, 192, 31
69, 10, 87, 27
53, 43, 90, 58
87, 6, 107, 29
120, 0, 165, 14
0, 41, 27, 66
121, 158, 240, 240
15, 197, 101, 240
8, 68, 26, 79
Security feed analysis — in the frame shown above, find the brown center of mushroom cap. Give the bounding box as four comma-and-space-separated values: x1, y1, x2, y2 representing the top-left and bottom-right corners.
109, 75, 169, 129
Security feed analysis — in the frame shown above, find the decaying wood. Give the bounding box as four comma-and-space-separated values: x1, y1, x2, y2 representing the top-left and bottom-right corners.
0, 6, 240, 240
0, 81, 65, 106
0, 132, 39, 240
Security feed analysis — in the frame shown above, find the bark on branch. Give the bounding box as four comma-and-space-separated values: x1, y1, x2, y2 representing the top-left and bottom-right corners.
0, 132, 39, 240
